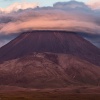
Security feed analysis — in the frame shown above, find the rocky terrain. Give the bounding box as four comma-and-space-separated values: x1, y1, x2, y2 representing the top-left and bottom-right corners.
0, 52, 100, 88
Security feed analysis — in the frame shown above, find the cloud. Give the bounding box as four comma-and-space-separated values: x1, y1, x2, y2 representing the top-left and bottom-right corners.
0, 0, 100, 48
88, 0, 100, 9
0, 2, 38, 13
53, 0, 91, 11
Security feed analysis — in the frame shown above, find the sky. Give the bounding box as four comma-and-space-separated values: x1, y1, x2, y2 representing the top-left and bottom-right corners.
0, 0, 100, 48
0, 0, 88, 8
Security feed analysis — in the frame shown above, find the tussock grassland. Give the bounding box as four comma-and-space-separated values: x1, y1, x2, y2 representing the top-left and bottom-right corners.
0, 90, 100, 100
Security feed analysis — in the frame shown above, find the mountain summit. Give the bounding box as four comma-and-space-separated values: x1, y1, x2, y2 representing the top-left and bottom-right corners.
0, 30, 100, 66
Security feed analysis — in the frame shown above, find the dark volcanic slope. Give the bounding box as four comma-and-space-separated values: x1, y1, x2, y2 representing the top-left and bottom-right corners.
0, 30, 100, 66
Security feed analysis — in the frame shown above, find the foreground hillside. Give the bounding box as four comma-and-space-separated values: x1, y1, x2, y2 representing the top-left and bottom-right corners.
0, 52, 100, 88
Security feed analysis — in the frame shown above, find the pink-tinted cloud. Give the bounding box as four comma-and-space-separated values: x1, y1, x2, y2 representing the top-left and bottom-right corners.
88, 0, 100, 9
0, 0, 100, 47
0, 2, 38, 13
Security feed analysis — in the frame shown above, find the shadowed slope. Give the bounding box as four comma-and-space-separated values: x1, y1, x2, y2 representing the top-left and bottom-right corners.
0, 30, 100, 66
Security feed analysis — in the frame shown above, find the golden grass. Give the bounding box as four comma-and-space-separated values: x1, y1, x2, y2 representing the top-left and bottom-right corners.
0, 91, 100, 100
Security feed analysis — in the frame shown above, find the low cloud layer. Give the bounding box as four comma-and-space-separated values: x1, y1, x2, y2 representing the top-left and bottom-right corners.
0, 0, 100, 48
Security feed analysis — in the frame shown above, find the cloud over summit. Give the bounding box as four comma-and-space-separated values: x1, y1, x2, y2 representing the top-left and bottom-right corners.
0, 0, 100, 47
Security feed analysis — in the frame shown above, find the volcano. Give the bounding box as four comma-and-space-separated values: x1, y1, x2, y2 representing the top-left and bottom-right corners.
0, 30, 100, 88
0, 30, 100, 66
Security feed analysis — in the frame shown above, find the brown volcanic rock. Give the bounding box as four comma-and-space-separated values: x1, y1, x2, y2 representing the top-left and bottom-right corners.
0, 53, 100, 88
0, 30, 100, 66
